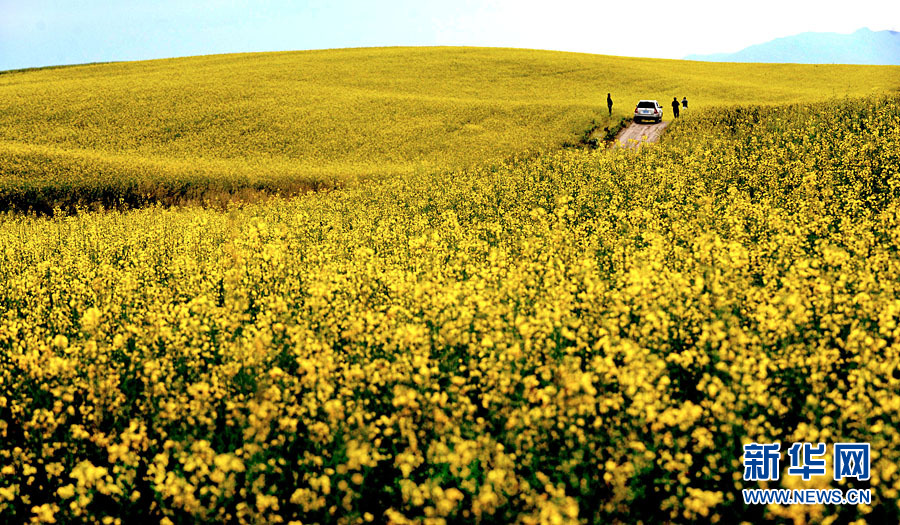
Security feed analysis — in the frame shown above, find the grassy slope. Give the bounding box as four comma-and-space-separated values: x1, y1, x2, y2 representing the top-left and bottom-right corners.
1, 47, 898, 212
1, 93, 899, 523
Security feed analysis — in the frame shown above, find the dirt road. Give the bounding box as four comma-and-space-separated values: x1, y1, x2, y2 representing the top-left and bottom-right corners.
615, 121, 668, 148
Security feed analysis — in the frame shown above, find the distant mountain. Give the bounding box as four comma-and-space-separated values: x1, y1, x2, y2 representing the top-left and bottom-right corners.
686, 28, 900, 65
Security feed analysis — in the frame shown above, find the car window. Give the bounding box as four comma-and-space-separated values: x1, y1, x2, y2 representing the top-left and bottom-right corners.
637, 101, 656, 108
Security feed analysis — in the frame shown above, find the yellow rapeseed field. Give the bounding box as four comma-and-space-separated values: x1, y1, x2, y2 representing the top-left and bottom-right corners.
1, 47, 898, 212
1, 49, 900, 523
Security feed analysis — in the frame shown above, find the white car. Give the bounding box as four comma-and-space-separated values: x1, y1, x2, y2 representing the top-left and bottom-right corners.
634, 100, 663, 123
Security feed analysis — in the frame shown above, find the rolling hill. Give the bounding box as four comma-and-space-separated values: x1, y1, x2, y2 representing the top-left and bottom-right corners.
1, 47, 899, 212
2, 45, 900, 524
686, 27, 900, 65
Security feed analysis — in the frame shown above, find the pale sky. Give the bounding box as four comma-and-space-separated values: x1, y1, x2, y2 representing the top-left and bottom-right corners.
1, 0, 898, 71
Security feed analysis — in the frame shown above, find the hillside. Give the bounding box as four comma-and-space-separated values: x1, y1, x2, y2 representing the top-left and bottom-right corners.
3, 44, 900, 523
687, 27, 900, 65
2, 92, 899, 523
1, 47, 899, 212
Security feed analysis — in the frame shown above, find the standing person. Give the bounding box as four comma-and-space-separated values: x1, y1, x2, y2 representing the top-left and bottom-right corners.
672, 97, 680, 118
607, 93, 613, 116
682, 96, 688, 110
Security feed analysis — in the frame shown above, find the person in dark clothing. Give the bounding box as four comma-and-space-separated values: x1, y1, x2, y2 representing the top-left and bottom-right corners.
682, 96, 688, 109
607, 93, 613, 116
672, 97, 680, 118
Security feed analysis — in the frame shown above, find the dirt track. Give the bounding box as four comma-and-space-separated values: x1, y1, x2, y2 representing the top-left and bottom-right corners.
615, 120, 668, 148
